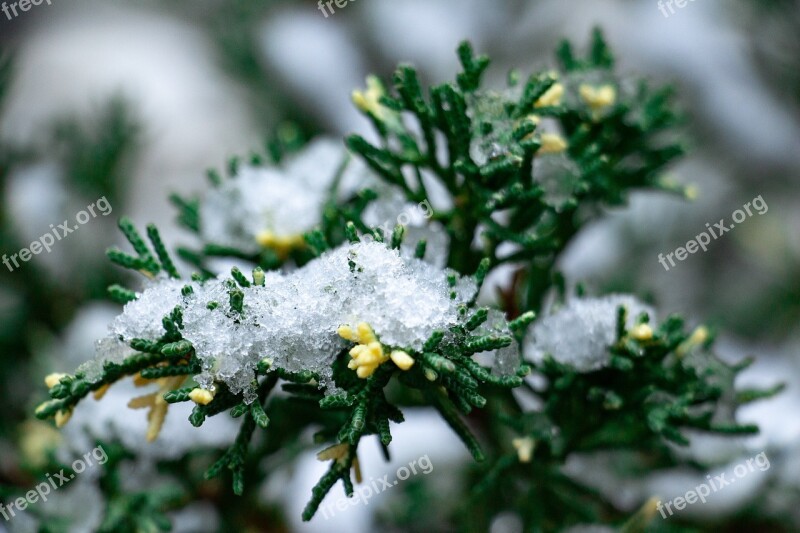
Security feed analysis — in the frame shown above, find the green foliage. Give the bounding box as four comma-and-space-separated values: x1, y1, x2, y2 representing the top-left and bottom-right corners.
464, 313, 778, 532
29, 29, 781, 532
36, 218, 525, 522
347, 29, 685, 312
92, 443, 186, 533
0, 62, 139, 441
51, 95, 139, 205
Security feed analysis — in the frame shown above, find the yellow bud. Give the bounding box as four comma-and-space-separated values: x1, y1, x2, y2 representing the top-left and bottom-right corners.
367, 342, 384, 358
535, 82, 564, 108
359, 350, 385, 366
338, 325, 356, 342
345, 321, 395, 378
93, 383, 111, 400
353, 456, 363, 483
133, 372, 150, 387
352, 90, 370, 112
44, 373, 67, 389
538, 133, 567, 154
390, 350, 415, 371
690, 326, 709, 345
55, 409, 72, 428
356, 364, 378, 379
317, 442, 349, 461
349, 345, 367, 359
189, 388, 215, 406
365, 75, 383, 94
19, 420, 62, 469
128, 393, 155, 409
256, 230, 276, 247
146, 401, 168, 442
579, 84, 617, 112
255, 231, 304, 259
352, 75, 386, 117
641, 496, 661, 522
367, 354, 389, 366
677, 326, 709, 357
630, 324, 654, 341
512, 436, 535, 463
357, 322, 377, 344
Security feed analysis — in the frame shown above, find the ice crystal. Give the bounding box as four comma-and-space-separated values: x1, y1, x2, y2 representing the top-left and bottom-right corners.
467, 89, 522, 166
77, 278, 187, 384
561, 68, 619, 119
93, 242, 477, 400
200, 138, 371, 252
473, 309, 521, 376
525, 295, 656, 372
361, 186, 450, 267
533, 152, 582, 210
110, 278, 187, 341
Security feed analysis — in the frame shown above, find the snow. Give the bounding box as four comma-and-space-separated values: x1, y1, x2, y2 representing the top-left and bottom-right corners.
200, 138, 371, 252
525, 295, 656, 372
92, 242, 483, 401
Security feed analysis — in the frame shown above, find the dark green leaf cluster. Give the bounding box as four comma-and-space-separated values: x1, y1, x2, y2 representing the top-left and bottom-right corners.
520, 311, 765, 457
36, 217, 526, 522
30, 30, 783, 533
346, 29, 685, 312
459, 306, 781, 532
94, 443, 186, 533
168, 146, 349, 276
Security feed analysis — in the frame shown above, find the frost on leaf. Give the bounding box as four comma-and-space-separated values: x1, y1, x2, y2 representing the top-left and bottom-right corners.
200, 138, 371, 254
93, 242, 478, 401
525, 295, 656, 372
472, 309, 521, 377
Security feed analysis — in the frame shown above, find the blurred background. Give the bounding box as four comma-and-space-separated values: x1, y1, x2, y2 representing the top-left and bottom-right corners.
0, 0, 798, 531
